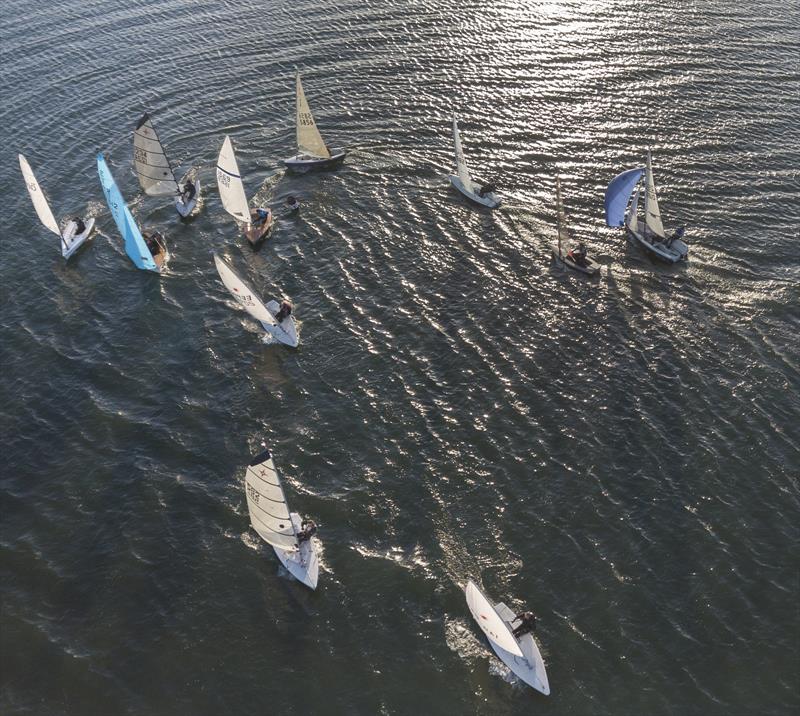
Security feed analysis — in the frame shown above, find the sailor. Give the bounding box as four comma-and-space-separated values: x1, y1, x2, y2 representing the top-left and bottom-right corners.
73, 217, 86, 236
253, 208, 270, 226
568, 242, 588, 266
144, 231, 161, 256
286, 196, 300, 212
298, 518, 317, 543
511, 611, 536, 638
666, 226, 685, 247
274, 300, 292, 323
478, 182, 496, 197
182, 178, 196, 203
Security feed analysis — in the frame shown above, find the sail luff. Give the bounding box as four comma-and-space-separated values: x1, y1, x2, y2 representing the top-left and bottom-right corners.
644, 151, 665, 238
18, 154, 61, 236
244, 450, 298, 551
133, 113, 179, 196
216, 136, 251, 224
452, 114, 471, 186
296, 72, 331, 159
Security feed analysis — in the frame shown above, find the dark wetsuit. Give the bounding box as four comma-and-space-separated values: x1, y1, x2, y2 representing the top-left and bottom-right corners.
275, 302, 292, 323
183, 180, 196, 202
512, 612, 536, 638
74, 218, 86, 235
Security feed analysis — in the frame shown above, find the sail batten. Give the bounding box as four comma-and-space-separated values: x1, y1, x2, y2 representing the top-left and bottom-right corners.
96, 153, 157, 271
216, 136, 251, 224
296, 73, 331, 159
133, 113, 178, 196
244, 450, 298, 551
452, 114, 472, 186
19, 154, 61, 236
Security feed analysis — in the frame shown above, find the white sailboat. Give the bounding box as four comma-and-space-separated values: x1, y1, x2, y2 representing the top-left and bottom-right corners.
448, 114, 500, 209
283, 71, 346, 173
551, 176, 600, 276
244, 448, 319, 589
216, 135, 273, 247
19, 154, 95, 260
133, 113, 200, 218
605, 150, 688, 263
465, 580, 550, 695
213, 254, 299, 347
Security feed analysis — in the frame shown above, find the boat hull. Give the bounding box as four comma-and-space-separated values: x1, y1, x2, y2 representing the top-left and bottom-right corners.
448, 175, 501, 208
283, 148, 346, 173
272, 513, 319, 589
61, 218, 95, 260
552, 246, 600, 276
490, 602, 550, 695
175, 179, 200, 218
627, 227, 688, 264
245, 208, 273, 248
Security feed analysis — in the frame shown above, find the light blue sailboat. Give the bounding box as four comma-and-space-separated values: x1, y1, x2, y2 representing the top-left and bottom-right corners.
96, 152, 166, 272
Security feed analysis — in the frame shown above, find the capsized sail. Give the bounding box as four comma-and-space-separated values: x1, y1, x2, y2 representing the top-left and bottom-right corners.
18, 154, 60, 236
296, 72, 330, 159
465, 580, 525, 658
96, 153, 157, 271
133, 113, 178, 196
244, 449, 298, 551
644, 151, 665, 238
214, 254, 277, 325
605, 167, 644, 227
216, 136, 251, 224
452, 114, 471, 186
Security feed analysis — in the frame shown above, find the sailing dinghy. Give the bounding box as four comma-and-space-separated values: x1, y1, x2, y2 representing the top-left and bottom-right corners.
551, 176, 600, 276
133, 113, 200, 218
465, 580, 550, 695
448, 114, 501, 209
97, 153, 166, 272
216, 135, 273, 247
283, 71, 346, 173
19, 154, 95, 260
213, 254, 299, 347
244, 448, 319, 589
605, 150, 688, 264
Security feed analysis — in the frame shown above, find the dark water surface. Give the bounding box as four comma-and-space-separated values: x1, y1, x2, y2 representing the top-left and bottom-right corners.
1, 0, 798, 714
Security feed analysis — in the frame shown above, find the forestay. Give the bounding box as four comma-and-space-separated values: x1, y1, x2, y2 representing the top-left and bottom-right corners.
216, 136, 251, 224
18, 154, 60, 235
644, 151, 665, 238
133, 113, 178, 196
453, 115, 471, 186
465, 580, 524, 657
605, 167, 644, 227
296, 72, 330, 159
213, 254, 276, 325
244, 450, 298, 551
96, 153, 157, 271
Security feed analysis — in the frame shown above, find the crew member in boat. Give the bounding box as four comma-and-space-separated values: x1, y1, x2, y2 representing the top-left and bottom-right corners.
182, 178, 196, 204
286, 196, 299, 213
298, 518, 317, 543
73, 217, 86, 236
274, 300, 292, 323
666, 226, 685, 247
511, 611, 536, 638
143, 231, 162, 257
567, 242, 589, 266
251, 208, 270, 227
478, 182, 496, 197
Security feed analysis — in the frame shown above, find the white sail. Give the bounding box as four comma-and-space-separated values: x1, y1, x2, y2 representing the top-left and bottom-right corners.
628, 188, 640, 233
296, 72, 330, 159
556, 175, 569, 251
465, 580, 524, 657
452, 114, 471, 186
214, 254, 277, 326
18, 154, 60, 235
244, 450, 298, 551
133, 113, 178, 196
216, 136, 251, 224
644, 151, 665, 238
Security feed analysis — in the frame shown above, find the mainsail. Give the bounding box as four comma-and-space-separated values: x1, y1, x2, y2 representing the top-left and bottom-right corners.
556, 175, 569, 253
644, 151, 665, 238
133, 113, 178, 196
627, 189, 640, 233
452, 114, 471, 186
213, 254, 276, 325
216, 136, 251, 224
296, 72, 330, 159
465, 580, 525, 657
605, 167, 644, 227
18, 154, 60, 236
96, 153, 157, 271
244, 449, 298, 551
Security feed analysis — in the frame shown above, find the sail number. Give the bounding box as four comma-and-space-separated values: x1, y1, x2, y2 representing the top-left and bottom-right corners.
217, 169, 230, 188
299, 112, 314, 127
247, 484, 259, 503
134, 148, 148, 163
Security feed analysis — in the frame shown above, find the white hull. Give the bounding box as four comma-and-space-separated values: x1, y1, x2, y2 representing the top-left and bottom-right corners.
61, 218, 96, 260
175, 179, 200, 217
283, 148, 346, 173
272, 513, 319, 589
490, 602, 550, 695
448, 175, 500, 208
627, 226, 688, 264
